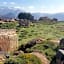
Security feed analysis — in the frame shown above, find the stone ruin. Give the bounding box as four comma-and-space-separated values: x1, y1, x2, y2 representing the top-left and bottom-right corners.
18, 19, 30, 27
0, 29, 18, 54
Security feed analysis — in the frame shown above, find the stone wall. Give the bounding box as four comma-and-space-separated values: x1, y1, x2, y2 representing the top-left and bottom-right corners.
0, 29, 18, 53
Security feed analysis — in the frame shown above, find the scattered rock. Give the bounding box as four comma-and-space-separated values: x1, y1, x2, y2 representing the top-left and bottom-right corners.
13, 51, 24, 55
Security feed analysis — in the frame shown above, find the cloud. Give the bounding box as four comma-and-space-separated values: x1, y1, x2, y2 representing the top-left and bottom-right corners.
2, 2, 16, 5
14, 6, 21, 9
10, 2, 15, 5
3, 2, 7, 5
13, 6, 25, 10
28, 6, 34, 9
43, 5, 64, 13
2, 2, 64, 13
29, 5, 64, 13
23, 6, 35, 13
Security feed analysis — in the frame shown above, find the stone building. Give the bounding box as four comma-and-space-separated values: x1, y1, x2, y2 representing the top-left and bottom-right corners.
39, 17, 51, 21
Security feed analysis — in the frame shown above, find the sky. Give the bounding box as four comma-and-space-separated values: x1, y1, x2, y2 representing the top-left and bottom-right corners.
0, 0, 64, 13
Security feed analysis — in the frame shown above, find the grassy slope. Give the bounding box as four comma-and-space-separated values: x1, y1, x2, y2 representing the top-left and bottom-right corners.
5, 53, 42, 64
18, 21, 64, 45
1, 21, 64, 63
0, 21, 64, 45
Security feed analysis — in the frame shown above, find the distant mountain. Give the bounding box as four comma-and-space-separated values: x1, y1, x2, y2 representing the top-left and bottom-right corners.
50, 13, 64, 21
1, 12, 16, 19
0, 6, 64, 21
0, 6, 24, 19
32, 13, 50, 19
32, 13, 64, 21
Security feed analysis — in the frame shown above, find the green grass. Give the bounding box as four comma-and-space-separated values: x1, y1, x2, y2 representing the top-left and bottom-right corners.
26, 40, 58, 61
4, 53, 42, 64
0, 21, 64, 45
1, 21, 64, 63
17, 21, 64, 45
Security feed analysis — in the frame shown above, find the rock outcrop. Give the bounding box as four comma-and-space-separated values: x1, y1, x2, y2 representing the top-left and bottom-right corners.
50, 38, 64, 64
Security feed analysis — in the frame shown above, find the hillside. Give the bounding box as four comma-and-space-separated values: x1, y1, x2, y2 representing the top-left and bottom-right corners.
17, 21, 64, 45
0, 21, 64, 64
0, 21, 64, 44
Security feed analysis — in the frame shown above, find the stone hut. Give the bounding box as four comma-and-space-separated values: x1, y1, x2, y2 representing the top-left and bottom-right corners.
0, 29, 18, 53
39, 17, 51, 21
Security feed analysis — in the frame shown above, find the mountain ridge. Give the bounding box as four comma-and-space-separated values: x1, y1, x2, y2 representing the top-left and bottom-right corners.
32, 13, 64, 21
0, 6, 64, 21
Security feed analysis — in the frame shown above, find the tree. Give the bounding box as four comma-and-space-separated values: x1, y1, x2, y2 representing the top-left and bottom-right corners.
52, 18, 58, 21
18, 12, 34, 20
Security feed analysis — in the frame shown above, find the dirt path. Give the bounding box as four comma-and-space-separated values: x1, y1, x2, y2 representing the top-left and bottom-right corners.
31, 52, 50, 64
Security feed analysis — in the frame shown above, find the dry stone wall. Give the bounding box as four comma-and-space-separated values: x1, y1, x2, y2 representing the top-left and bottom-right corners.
0, 29, 18, 53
